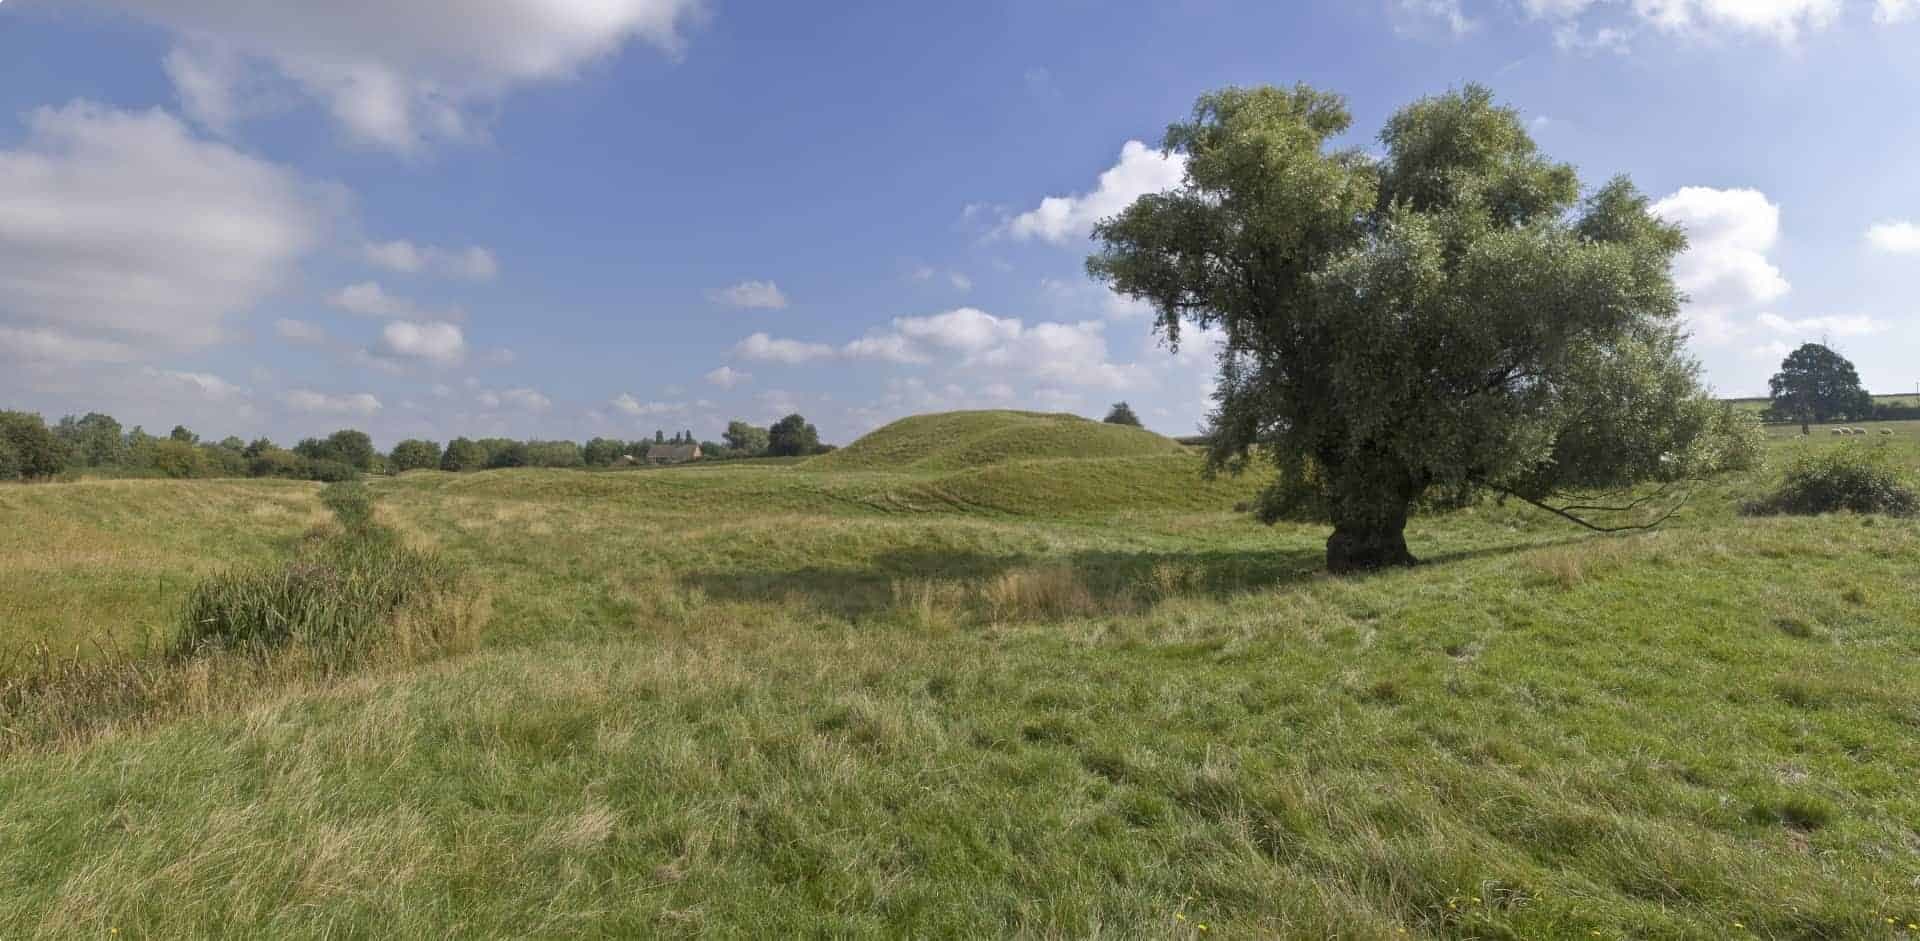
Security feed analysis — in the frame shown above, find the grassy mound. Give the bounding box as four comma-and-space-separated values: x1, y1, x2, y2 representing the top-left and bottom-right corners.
810, 410, 1191, 472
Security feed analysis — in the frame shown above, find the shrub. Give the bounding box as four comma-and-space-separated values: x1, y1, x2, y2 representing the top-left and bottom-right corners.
1742, 445, 1917, 517
0, 438, 18, 481
306, 459, 362, 483
145, 439, 209, 479
248, 448, 310, 479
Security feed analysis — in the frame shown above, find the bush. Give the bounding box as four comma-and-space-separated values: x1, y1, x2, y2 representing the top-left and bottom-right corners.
306, 459, 362, 483
0, 438, 18, 481
1742, 445, 1917, 517
248, 448, 310, 479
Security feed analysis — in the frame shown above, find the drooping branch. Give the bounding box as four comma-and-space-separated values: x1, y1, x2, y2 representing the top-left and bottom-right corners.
1494, 485, 1692, 534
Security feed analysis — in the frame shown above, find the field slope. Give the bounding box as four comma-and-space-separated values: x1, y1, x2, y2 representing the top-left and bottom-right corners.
3, 426, 1919, 937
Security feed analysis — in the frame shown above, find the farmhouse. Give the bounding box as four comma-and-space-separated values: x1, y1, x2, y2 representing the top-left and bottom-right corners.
644, 443, 702, 464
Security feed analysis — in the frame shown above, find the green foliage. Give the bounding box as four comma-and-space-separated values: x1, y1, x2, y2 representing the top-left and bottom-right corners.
441, 437, 487, 472
292, 430, 376, 471
484, 439, 530, 469
524, 440, 584, 468
1102, 401, 1143, 427
327, 430, 376, 471
169, 425, 198, 445
389, 439, 443, 473
0, 411, 71, 480
813, 411, 1188, 472
768, 413, 821, 457
1089, 84, 1744, 570
582, 437, 626, 466
0, 438, 17, 480
248, 448, 309, 479
54, 412, 125, 467
1743, 445, 1917, 517
1768, 343, 1872, 426
724, 420, 771, 456
306, 459, 361, 483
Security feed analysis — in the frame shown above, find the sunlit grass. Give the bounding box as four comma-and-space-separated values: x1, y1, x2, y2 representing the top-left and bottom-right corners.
1, 425, 1918, 935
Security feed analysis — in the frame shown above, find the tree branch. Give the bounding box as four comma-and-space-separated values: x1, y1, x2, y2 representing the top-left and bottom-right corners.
1494, 485, 1691, 534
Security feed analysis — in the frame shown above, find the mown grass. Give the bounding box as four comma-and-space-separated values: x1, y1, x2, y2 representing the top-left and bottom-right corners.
2, 420, 1919, 936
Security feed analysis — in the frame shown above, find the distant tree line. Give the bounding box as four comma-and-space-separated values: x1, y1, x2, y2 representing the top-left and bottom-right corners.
0, 409, 833, 483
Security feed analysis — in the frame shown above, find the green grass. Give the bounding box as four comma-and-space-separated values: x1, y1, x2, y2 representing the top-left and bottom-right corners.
4, 420, 1920, 936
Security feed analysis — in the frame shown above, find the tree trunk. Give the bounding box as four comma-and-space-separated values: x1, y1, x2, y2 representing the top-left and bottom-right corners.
1326, 501, 1417, 574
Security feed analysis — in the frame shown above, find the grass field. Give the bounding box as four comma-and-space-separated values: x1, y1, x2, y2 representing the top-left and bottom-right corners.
3, 412, 1920, 937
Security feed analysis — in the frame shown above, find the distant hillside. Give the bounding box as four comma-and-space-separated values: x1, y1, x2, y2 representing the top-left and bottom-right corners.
809, 411, 1191, 472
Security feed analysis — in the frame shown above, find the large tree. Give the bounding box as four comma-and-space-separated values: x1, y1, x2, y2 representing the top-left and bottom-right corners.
767, 414, 821, 457
1089, 84, 1754, 572
1768, 343, 1872, 432
0, 411, 72, 480
55, 412, 125, 467
1103, 402, 1144, 427
723, 420, 770, 456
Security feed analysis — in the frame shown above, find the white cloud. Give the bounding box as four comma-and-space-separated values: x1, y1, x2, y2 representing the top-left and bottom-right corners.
107, 0, 705, 153
704, 365, 749, 388
1878, 0, 1919, 23
710, 280, 790, 310
611, 393, 686, 416
1749, 340, 1795, 361
735, 331, 835, 364
478, 387, 552, 411
378, 320, 466, 364
843, 307, 1146, 390
0, 326, 139, 364
1008, 140, 1186, 244
329, 281, 463, 321
0, 103, 330, 354
275, 318, 327, 344
1632, 0, 1842, 42
143, 367, 246, 402
1651, 187, 1790, 341
163, 44, 256, 134
842, 333, 931, 365
1392, 0, 1477, 37
364, 240, 498, 280
481, 347, 517, 366
286, 389, 382, 415
1757, 312, 1885, 336
1866, 221, 1920, 254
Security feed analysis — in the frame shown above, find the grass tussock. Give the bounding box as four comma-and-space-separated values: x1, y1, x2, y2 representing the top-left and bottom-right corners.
0, 482, 485, 754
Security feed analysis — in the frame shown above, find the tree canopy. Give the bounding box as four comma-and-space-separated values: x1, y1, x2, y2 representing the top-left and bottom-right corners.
1089, 83, 1755, 572
1103, 402, 1143, 427
1768, 343, 1871, 431
768, 414, 821, 457
390, 439, 443, 472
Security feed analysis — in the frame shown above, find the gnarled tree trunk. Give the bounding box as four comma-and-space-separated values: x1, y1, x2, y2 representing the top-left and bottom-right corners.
1326, 499, 1417, 573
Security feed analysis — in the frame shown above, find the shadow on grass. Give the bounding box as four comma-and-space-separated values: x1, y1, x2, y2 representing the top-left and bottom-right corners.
679, 534, 1593, 622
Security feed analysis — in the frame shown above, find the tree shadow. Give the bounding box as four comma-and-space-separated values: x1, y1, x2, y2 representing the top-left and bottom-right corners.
677, 533, 1595, 623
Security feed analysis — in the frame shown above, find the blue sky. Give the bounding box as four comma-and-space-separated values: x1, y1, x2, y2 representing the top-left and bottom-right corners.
2, 0, 1917, 447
